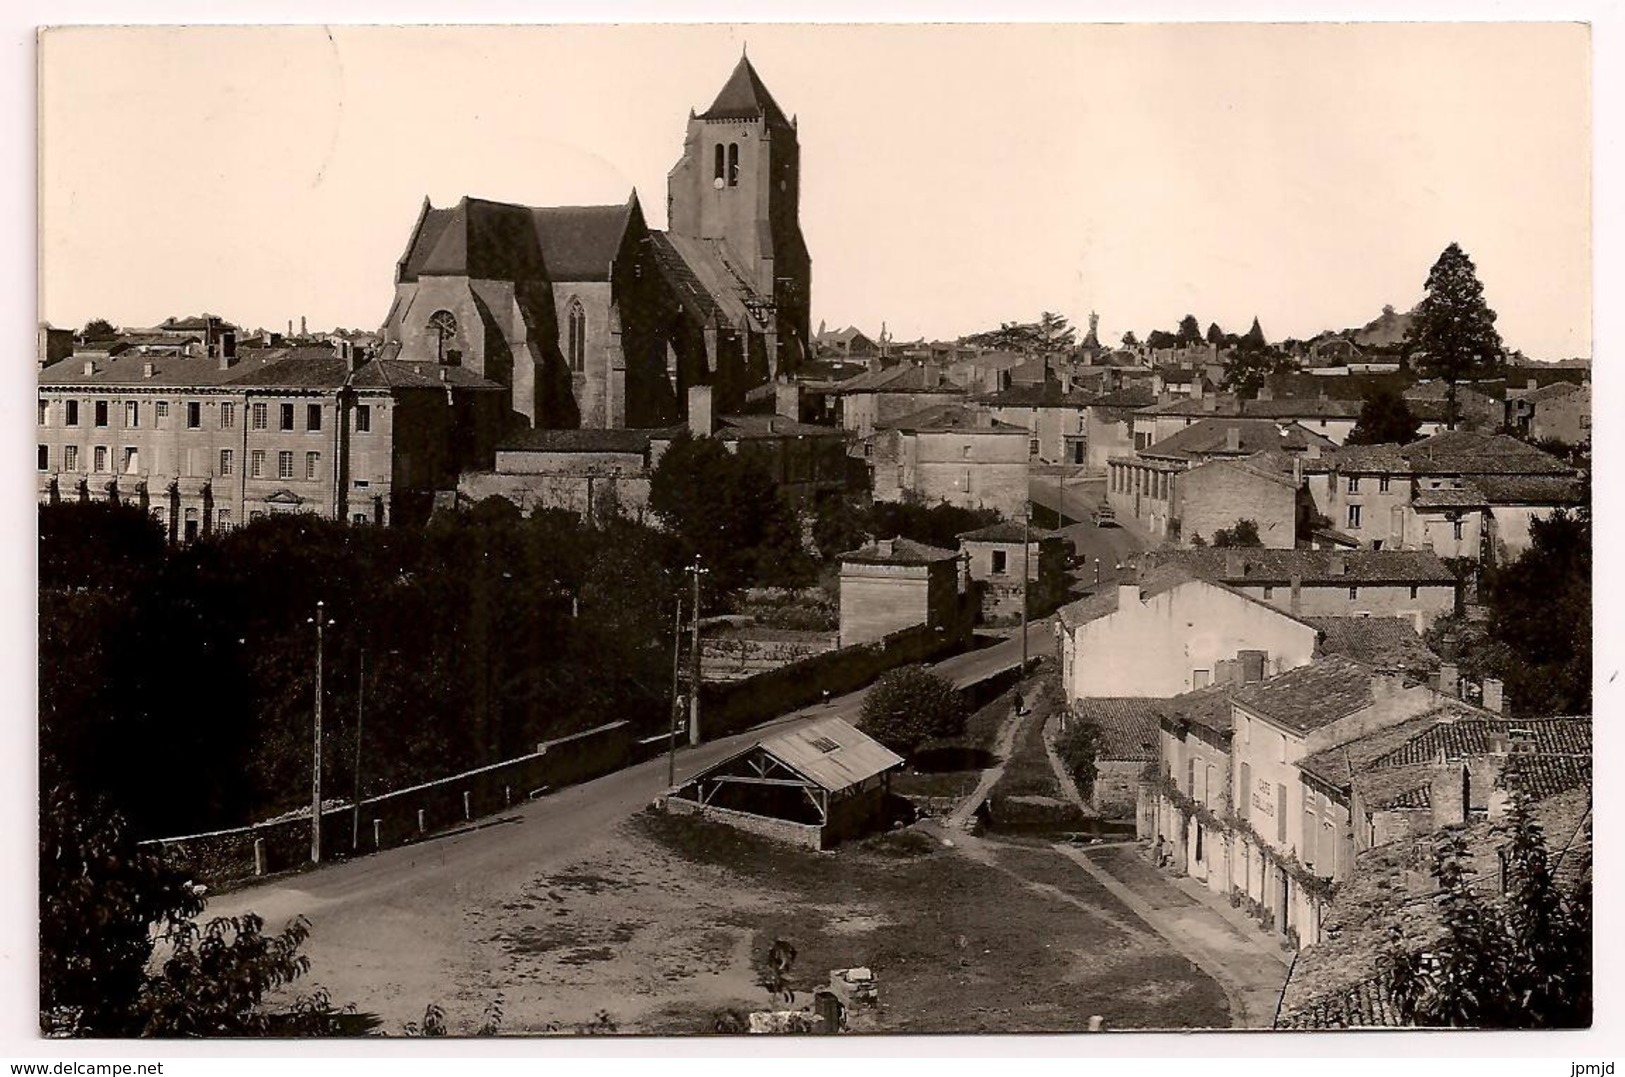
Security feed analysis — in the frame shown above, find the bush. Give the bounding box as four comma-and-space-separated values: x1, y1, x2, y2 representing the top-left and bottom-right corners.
858, 666, 967, 759
1055, 720, 1102, 800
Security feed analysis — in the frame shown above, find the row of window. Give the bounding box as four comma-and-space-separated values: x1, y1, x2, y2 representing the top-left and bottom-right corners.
40, 445, 325, 481
39, 399, 373, 433
1345, 476, 1392, 494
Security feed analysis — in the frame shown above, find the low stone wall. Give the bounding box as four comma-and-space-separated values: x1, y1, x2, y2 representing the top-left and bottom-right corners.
699, 615, 970, 741
142, 721, 631, 887
663, 796, 824, 850
700, 630, 840, 683
1092, 760, 1145, 821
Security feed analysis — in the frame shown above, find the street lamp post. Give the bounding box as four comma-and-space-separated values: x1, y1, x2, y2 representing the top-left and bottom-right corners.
687, 557, 709, 747
308, 601, 335, 865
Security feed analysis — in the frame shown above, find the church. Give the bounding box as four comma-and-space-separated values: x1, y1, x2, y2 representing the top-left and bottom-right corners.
378, 55, 812, 432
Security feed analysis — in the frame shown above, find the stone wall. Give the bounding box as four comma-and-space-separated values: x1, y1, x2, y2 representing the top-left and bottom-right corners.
142, 720, 631, 887
663, 796, 824, 850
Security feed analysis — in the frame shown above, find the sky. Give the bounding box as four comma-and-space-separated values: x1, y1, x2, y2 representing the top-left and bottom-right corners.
38, 22, 1591, 358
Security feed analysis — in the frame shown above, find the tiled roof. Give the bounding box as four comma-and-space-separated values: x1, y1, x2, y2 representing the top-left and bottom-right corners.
699, 56, 792, 126
1309, 616, 1440, 678
1411, 486, 1490, 509
968, 382, 1096, 408
955, 519, 1059, 543
646, 230, 728, 325
1500, 752, 1593, 801
878, 403, 1026, 434
831, 363, 965, 396
1232, 656, 1377, 734
713, 414, 847, 441
1140, 396, 1362, 420
1329, 443, 1412, 474
1071, 699, 1163, 762
1139, 418, 1336, 460
1092, 389, 1156, 409
839, 537, 960, 566
346, 360, 505, 391
1055, 566, 1196, 629
1296, 713, 1444, 791
1159, 683, 1237, 737
1154, 548, 1459, 586
1274, 787, 1592, 1029
1469, 474, 1585, 505
1402, 431, 1573, 476
1190, 450, 1299, 489
1524, 380, 1586, 403
1370, 715, 1593, 768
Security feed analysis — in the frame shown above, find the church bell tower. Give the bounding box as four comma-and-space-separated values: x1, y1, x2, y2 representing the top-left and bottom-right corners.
667, 54, 811, 374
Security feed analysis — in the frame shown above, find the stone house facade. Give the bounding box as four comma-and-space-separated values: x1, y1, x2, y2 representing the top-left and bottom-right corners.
868, 403, 1029, 518
955, 520, 1073, 623
837, 537, 964, 647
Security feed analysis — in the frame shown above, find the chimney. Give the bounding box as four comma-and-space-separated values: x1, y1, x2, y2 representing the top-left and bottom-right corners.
1482, 678, 1505, 715
142, 359, 156, 378
1487, 725, 1510, 756
687, 384, 715, 438
922, 361, 941, 388
1327, 553, 1346, 577
1225, 426, 1242, 453
1117, 583, 1140, 608
1215, 658, 1238, 686
222, 330, 236, 360
1439, 633, 1459, 662
775, 381, 801, 422
300, 315, 307, 337
1438, 662, 1460, 699
1289, 572, 1302, 615
287, 319, 294, 337
1239, 649, 1267, 684
82, 359, 97, 377
867, 356, 883, 375
1191, 377, 1205, 402
876, 537, 895, 557
1256, 383, 1272, 402
1429, 762, 1469, 828
1307, 442, 1321, 461
1292, 455, 1303, 487
1224, 551, 1245, 578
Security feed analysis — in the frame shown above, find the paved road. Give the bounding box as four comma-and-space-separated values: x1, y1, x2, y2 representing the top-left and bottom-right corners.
1028, 473, 1146, 594
202, 616, 1057, 1020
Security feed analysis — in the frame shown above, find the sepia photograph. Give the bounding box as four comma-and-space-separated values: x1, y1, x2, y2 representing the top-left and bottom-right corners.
30, 18, 1594, 1043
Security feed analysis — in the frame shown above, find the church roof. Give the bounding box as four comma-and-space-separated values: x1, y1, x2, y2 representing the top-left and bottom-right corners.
397, 195, 635, 284
699, 55, 791, 126
653, 231, 770, 332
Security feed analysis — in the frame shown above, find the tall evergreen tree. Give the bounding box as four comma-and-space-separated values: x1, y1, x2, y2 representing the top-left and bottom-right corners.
1205, 322, 1225, 345
1176, 314, 1203, 347
1407, 243, 1504, 427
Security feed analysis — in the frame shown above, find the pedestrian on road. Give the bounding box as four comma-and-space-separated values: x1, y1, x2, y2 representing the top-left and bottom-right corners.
1013, 690, 1025, 716
822, 689, 832, 707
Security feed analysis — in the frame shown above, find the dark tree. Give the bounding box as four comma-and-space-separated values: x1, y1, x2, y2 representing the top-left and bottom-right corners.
810, 493, 872, 562
40, 784, 343, 1036
1221, 348, 1285, 399
1382, 796, 1590, 1028
648, 430, 814, 595
868, 500, 1000, 552
1145, 329, 1179, 350
1037, 311, 1076, 352
1241, 316, 1267, 350
859, 666, 967, 759
1120, 330, 1139, 348
81, 318, 118, 341
1407, 243, 1504, 427
1205, 322, 1225, 345
1348, 387, 1422, 446
1055, 720, 1101, 800
1176, 314, 1203, 347
1481, 499, 1591, 716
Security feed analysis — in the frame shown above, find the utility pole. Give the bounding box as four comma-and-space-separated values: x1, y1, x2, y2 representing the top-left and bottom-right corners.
309, 601, 334, 865
352, 647, 365, 851
687, 557, 709, 748
667, 595, 683, 789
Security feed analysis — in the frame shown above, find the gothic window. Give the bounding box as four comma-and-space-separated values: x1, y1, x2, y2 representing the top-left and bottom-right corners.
428, 310, 458, 363
727, 143, 740, 187
567, 299, 587, 372
713, 144, 725, 185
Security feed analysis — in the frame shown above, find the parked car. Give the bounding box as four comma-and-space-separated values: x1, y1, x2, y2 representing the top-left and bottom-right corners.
1092, 504, 1117, 527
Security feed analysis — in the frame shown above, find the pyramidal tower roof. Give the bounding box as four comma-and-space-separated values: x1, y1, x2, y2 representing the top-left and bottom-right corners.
699, 55, 791, 126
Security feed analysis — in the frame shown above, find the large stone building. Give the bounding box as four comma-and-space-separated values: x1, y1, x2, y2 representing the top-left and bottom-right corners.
37, 344, 505, 531
379, 56, 812, 435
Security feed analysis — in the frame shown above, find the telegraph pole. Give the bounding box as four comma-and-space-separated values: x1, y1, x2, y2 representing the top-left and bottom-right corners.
309, 601, 334, 865
687, 557, 709, 747
352, 647, 365, 851
667, 595, 683, 789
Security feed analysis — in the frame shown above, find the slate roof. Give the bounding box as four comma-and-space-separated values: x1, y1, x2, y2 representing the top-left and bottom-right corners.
699, 56, 792, 127
1308, 616, 1440, 679
396, 195, 633, 284
1139, 418, 1336, 461
839, 537, 960, 566
1072, 699, 1163, 762
1402, 431, 1573, 476
711, 414, 847, 441
877, 403, 1026, 434
1232, 656, 1378, 734
1154, 548, 1459, 586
